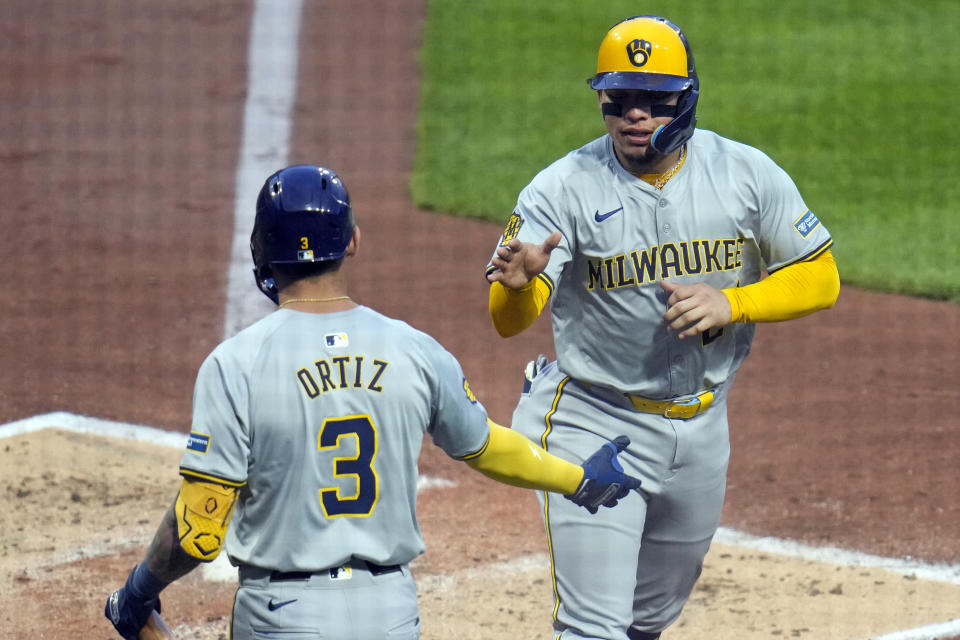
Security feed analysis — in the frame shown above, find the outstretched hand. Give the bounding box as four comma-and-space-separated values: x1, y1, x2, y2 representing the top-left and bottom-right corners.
487, 231, 562, 290
661, 280, 732, 339
566, 436, 643, 514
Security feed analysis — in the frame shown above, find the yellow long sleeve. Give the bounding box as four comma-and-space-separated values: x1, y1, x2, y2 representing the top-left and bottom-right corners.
488, 277, 552, 337
463, 421, 584, 494
723, 249, 840, 323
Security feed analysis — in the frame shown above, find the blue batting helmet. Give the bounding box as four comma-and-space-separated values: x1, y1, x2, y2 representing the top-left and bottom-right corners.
588, 15, 699, 154
250, 164, 355, 303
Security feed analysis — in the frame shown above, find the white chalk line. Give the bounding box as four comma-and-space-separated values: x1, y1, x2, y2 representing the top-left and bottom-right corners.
222, 0, 304, 339
866, 619, 960, 640
0, 410, 187, 449
712, 527, 960, 585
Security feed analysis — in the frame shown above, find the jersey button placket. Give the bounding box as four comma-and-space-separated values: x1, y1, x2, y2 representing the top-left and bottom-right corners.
658, 197, 679, 396
656, 198, 671, 241
668, 353, 685, 397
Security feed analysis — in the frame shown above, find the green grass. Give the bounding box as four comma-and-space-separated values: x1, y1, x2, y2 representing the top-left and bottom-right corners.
412, 0, 960, 301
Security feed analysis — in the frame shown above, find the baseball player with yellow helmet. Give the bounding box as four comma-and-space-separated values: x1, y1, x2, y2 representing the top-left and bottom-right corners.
486, 16, 840, 640
104, 164, 641, 640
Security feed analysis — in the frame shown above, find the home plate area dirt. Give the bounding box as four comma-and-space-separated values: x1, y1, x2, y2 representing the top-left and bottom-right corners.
2, 426, 959, 639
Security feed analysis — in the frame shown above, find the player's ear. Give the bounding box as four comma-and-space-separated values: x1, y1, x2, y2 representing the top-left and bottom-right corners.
346, 226, 361, 257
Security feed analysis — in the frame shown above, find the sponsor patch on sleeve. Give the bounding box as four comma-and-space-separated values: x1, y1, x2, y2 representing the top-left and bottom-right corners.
186, 432, 210, 454
325, 333, 349, 348
793, 210, 821, 238
499, 212, 524, 246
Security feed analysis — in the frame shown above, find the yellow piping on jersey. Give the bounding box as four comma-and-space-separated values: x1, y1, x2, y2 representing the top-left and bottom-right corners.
541, 376, 571, 625
797, 238, 834, 263
229, 588, 239, 640
459, 435, 490, 461
180, 468, 247, 488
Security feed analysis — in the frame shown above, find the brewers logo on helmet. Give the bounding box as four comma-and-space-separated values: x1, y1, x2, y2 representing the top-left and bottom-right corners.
588, 15, 699, 154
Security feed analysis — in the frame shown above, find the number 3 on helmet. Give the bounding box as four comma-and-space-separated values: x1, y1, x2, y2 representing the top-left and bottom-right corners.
250, 165, 355, 303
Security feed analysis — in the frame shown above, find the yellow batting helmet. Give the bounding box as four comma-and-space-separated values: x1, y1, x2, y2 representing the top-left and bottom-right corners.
588, 15, 699, 153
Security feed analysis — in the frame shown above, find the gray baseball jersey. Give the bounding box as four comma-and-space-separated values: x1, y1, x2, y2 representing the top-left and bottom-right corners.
490, 128, 833, 398
179, 305, 489, 571
488, 127, 833, 637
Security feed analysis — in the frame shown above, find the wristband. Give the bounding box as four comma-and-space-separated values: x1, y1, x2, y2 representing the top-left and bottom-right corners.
127, 563, 169, 600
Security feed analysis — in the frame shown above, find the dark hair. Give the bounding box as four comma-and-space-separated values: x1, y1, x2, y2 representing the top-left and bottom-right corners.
272, 259, 345, 291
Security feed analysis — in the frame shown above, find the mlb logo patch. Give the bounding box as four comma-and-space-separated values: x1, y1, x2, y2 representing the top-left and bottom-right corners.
186, 432, 210, 454
794, 210, 821, 238
329, 564, 352, 581
297, 249, 315, 261
325, 333, 349, 348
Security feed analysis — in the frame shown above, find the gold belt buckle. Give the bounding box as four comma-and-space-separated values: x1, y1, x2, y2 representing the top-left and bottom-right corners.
663, 390, 715, 419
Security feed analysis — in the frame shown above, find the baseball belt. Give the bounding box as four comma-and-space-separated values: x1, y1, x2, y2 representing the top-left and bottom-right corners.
253, 560, 402, 582
576, 379, 715, 420
238, 560, 402, 587
626, 389, 714, 419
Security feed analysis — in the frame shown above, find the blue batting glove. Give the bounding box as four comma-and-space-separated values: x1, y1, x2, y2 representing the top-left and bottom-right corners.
566, 436, 642, 514
104, 564, 165, 640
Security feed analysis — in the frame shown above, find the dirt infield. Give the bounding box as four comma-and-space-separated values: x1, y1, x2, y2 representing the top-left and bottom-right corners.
4, 423, 960, 639
1, 1, 958, 638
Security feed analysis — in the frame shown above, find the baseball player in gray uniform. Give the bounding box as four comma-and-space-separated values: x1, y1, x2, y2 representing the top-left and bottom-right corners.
485, 16, 840, 640
104, 164, 641, 640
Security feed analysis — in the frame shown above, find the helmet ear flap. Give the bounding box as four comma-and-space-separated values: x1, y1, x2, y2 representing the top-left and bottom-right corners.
250, 242, 279, 304
650, 87, 698, 154
254, 266, 278, 304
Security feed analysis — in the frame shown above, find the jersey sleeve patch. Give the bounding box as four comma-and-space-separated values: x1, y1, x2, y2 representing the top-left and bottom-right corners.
499, 212, 524, 246
462, 377, 479, 404
793, 210, 821, 238
186, 432, 211, 454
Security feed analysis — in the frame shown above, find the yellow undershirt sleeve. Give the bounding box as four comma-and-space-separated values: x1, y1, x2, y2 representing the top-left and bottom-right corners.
463, 421, 584, 495
722, 249, 840, 323
488, 278, 551, 337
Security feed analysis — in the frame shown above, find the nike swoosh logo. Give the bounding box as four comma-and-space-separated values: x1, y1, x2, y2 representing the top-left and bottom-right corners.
594, 207, 623, 222
268, 598, 298, 611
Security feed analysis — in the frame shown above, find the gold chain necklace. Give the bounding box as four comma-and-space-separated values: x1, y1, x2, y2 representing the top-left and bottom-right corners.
279, 296, 351, 307
654, 145, 686, 190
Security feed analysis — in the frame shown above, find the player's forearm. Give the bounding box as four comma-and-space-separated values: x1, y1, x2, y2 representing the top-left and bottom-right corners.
463, 421, 584, 494
488, 279, 549, 337
722, 249, 839, 323
142, 503, 203, 585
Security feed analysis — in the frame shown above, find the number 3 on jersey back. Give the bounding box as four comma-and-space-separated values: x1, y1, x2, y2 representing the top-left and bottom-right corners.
318, 415, 379, 517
